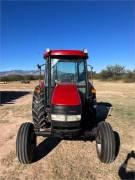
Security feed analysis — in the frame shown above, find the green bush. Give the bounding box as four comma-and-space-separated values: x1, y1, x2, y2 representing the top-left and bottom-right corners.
0, 74, 44, 82
0, 75, 24, 81
98, 65, 125, 80
123, 70, 135, 83
91, 65, 135, 83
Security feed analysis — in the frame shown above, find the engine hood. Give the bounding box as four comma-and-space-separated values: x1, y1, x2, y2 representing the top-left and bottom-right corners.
51, 83, 81, 106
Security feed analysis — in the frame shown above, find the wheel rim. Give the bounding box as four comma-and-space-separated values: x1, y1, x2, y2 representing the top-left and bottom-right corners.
97, 143, 101, 154
96, 131, 102, 155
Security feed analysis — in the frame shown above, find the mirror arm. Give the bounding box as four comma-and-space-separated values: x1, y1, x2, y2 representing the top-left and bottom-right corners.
88, 65, 94, 84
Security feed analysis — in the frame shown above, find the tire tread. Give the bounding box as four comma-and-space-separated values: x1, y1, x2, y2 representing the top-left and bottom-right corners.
96, 121, 115, 163
16, 122, 36, 164
32, 87, 48, 129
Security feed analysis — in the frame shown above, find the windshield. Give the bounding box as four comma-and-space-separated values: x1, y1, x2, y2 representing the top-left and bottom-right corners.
51, 59, 86, 86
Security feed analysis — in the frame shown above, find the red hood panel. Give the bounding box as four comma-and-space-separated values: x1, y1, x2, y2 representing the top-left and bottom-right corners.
51, 83, 81, 106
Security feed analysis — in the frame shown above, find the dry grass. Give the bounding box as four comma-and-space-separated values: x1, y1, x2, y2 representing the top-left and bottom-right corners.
0, 80, 38, 91
1, 151, 16, 167
0, 80, 135, 180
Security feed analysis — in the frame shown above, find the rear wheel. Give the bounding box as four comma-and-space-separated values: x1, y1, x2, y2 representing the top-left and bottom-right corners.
16, 122, 36, 164
96, 121, 115, 163
32, 86, 48, 129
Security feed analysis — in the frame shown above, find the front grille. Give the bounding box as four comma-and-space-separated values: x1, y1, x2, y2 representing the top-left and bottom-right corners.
51, 105, 81, 115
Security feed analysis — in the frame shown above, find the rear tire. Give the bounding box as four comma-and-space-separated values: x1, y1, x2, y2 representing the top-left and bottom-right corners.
16, 122, 36, 164
96, 121, 115, 163
32, 86, 48, 129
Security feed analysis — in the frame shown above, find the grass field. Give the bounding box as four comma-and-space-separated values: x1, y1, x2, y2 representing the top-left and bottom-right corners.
0, 80, 135, 180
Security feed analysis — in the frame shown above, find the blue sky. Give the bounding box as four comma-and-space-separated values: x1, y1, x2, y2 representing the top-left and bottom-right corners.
1, 1, 135, 72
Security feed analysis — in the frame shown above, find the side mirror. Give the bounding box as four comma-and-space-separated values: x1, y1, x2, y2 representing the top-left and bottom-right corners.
37, 64, 41, 70
87, 65, 93, 71
37, 63, 45, 70
87, 65, 94, 84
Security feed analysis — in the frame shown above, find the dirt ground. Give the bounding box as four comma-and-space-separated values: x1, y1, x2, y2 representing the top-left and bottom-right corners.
0, 80, 135, 180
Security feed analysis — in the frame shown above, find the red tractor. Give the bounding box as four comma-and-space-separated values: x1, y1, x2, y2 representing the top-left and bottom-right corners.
16, 49, 118, 164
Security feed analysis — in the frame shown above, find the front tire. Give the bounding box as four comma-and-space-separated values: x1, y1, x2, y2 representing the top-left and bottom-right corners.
16, 122, 36, 164
96, 121, 115, 163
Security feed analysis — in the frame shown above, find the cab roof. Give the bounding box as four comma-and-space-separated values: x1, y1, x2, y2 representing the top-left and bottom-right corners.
44, 50, 88, 59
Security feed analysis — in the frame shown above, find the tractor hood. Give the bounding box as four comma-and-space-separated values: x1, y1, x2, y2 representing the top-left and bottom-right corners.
51, 83, 81, 106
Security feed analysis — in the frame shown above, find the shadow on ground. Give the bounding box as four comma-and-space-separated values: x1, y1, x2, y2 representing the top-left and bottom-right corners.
33, 102, 120, 162
34, 137, 61, 162
118, 150, 135, 180
0, 91, 31, 105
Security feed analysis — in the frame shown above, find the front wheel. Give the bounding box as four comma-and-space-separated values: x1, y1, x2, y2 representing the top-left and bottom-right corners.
16, 122, 36, 164
96, 121, 116, 163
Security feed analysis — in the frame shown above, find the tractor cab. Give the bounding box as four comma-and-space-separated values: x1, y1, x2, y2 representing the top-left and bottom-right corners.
44, 49, 95, 105
50, 58, 86, 87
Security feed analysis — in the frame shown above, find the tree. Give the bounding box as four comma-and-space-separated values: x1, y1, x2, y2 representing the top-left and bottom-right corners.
99, 65, 125, 80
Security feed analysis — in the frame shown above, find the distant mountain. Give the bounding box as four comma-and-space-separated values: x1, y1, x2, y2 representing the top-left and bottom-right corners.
0, 70, 43, 76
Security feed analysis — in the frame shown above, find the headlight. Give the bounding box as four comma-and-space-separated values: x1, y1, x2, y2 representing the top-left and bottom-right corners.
51, 114, 81, 122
